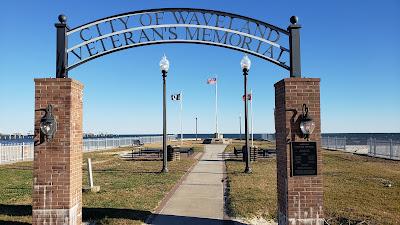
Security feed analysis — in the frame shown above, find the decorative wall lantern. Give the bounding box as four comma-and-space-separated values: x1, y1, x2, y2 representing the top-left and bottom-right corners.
300, 104, 315, 140
40, 105, 57, 141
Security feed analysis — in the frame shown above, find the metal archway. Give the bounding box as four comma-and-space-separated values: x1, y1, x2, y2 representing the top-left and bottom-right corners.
55, 8, 302, 78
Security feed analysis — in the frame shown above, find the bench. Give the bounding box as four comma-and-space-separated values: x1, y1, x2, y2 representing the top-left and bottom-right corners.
140, 148, 162, 156
174, 148, 194, 156
202, 138, 212, 144
233, 146, 274, 157
127, 148, 162, 158
132, 140, 144, 146
234, 147, 243, 156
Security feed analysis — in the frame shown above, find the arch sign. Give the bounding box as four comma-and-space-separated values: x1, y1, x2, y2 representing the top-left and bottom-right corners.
55, 8, 302, 78
35, 8, 322, 225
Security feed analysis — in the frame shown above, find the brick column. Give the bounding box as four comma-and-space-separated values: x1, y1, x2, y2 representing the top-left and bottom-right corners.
33, 78, 83, 225
274, 78, 323, 225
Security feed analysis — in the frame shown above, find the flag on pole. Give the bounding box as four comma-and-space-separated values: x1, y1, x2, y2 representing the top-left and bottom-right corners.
242, 93, 252, 101
207, 77, 217, 85
207, 76, 218, 134
171, 93, 181, 101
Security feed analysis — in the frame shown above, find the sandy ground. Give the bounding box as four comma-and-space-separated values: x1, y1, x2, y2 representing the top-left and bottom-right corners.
233, 217, 277, 225
343, 145, 369, 154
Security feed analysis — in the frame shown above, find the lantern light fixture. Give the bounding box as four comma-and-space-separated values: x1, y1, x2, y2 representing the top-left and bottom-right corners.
40, 104, 57, 141
300, 104, 315, 140
159, 54, 170, 73
240, 54, 251, 71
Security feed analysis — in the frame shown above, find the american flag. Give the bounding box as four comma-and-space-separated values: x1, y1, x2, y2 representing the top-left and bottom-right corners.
207, 77, 217, 85
242, 93, 252, 101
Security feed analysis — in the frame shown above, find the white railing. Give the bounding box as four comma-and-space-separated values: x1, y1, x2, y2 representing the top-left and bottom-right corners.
0, 135, 176, 164
321, 137, 346, 150
368, 138, 400, 160
322, 137, 400, 160
0, 142, 34, 164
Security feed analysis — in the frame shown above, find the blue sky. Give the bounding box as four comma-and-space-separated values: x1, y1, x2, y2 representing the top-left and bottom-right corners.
0, 0, 399, 134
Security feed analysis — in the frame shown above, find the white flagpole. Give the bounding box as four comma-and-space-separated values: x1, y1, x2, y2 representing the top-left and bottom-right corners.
215, 75, 218, 135
180, 91, 183, 146
239, 113, 242, 141
251, 89, 254, 147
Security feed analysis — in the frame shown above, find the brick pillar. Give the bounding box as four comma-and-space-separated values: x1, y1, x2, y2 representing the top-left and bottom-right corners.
33, 78, 83, 225
274, 78, 323, 225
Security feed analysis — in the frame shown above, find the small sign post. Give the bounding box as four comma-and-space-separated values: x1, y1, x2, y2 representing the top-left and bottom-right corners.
83, 158, 100, 193
291, 142, 318, 176
87, 158, 94, 188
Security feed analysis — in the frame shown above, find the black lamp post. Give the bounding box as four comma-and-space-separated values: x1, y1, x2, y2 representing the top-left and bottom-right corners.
160, 55, 170, 173
241, 55, 252, 174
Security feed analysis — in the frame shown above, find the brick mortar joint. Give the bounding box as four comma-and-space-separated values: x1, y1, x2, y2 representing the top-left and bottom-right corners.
34, 78, 84, 88
274, 78, 320, 88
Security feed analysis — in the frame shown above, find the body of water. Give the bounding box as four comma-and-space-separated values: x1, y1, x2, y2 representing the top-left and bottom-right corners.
180, 133, 400, 145
181, 133, 400, 145
0, 134, 168, 144
1, 133, 399, 145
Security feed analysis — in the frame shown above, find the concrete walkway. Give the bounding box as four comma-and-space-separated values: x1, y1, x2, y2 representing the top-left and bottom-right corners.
150, 144, 228, 225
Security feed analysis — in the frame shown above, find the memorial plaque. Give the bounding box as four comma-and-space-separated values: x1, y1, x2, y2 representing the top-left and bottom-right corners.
291, 142, 317, 176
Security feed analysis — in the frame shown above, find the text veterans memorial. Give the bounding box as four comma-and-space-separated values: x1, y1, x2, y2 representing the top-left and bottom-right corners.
66, 9, 290, 70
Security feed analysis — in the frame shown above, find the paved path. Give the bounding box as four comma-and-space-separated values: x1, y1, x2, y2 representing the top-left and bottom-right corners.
150, 144, 228, 225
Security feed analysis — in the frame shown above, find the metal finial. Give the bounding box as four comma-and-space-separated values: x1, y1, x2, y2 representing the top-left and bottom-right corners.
290, 16, 298, 25
58, 14, 67, 24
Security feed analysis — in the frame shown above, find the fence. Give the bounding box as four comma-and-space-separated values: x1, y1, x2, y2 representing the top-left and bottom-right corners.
368, 138, 400, 160
0, 142, 34, 164
0, 135, 176, 164
322, 137, 400, 160
260, 133, 275, 141
321, 137, 346, 150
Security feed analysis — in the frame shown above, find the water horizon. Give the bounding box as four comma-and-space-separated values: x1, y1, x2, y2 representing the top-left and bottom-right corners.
1, 133, 399, 145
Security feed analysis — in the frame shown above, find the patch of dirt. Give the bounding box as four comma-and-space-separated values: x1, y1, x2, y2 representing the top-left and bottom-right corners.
233, 217, 277, 225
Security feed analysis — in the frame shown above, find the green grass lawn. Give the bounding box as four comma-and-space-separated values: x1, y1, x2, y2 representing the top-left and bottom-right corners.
225, 142, 400, 225
224, 140, 277, 221
0, 141, 203, 225
225, 139, 275, 153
